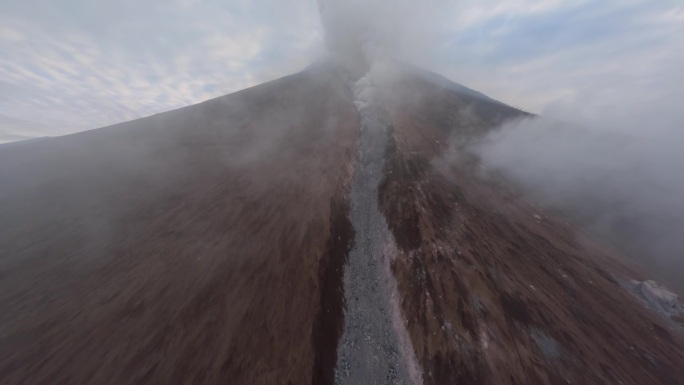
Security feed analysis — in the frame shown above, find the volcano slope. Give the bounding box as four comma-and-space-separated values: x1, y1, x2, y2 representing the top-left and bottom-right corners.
0, 62, 683, 385
0, 64, 359, 385
375, 71, 684, 384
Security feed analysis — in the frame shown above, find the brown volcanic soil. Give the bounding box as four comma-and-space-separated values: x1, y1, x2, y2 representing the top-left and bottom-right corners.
0, 65, 359, 384
377, 74, 684, 384
2, 62, 684, 385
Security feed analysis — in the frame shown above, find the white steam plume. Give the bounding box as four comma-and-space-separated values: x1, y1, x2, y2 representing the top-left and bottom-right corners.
316, 0, 439, 72
473, 112, 684, 292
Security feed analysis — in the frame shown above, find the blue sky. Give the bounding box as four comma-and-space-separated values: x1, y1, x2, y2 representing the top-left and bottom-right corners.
1, 0, 683, 142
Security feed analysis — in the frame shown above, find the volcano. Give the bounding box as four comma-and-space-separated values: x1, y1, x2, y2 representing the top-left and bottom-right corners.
1, 62, 683, 385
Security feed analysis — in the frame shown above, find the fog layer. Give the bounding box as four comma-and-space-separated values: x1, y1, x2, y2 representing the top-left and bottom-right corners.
474, 114, 684, 290
317, 0, 440, 72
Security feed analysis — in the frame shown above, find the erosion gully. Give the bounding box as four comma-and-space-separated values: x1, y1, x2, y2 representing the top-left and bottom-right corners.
333, 97, 420, 385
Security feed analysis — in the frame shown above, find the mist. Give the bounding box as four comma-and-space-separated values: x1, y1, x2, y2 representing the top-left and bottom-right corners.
317, 0, 442, 74
473, 109, 684, 291
315, 0, 684, 292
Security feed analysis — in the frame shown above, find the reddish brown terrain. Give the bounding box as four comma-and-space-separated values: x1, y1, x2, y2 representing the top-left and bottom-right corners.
0, 64, 359, 384
1, 62, 683, 384
377, 74, 684, 384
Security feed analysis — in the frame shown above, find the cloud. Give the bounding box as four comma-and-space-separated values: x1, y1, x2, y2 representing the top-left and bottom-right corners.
462, 2, 684, 290
0, 113, 52, 143
448, 0, 577, 30
317, 0, 446, 71
472, 111, 684, 290
434, 2, 684, 112
0, 130, 33, 144
0, 0, 683, 143
0, 1, 323, 139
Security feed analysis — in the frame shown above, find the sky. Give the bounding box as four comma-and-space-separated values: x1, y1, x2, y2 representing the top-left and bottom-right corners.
1, 0, 683, 143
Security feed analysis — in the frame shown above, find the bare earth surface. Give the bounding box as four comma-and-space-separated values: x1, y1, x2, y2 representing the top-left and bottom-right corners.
0, 64, 359, 385
377, 73, 684, 384
1, 63, 683, 384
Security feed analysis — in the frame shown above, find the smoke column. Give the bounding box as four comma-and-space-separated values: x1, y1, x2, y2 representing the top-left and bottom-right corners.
473, 115, 684, 292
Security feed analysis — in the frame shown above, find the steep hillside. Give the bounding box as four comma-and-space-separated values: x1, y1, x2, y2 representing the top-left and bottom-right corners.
1, 62, 682, 385
376, 74, 684, 384
0, 64, 359, 385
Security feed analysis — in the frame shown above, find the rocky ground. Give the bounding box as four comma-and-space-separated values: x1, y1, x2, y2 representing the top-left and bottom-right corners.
0, 64, 359, 385
334, 105, 419, 385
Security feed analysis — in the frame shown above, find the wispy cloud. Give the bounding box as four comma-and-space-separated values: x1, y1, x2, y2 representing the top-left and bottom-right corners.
0, 0, 322, 139
434, 2, 684, 116
0, 0, 682, 141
